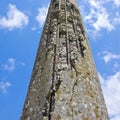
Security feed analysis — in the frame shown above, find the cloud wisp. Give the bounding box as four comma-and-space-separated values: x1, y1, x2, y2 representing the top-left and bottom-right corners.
35, 6, 48, 27
2, 58, 25, 72
102, 51, 120, 63
114, 0, 120, 7
84, 0, 114, 32
0, 4, 29, 31
0, 81, 11, 94
99, 72, 120, 120
80, 0, 120, 37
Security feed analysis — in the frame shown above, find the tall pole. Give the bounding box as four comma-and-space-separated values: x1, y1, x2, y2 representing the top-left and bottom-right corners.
21, 0, 109, 120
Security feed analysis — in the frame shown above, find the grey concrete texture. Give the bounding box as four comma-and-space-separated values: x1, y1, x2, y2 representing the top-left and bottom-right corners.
21, 0, 109, 120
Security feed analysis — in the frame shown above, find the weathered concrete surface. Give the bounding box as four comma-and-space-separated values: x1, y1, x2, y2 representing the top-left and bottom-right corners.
21, 0, 109, 120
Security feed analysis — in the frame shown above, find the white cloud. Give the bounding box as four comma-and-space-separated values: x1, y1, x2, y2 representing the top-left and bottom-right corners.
84, 0, 114, 32
114, 18, 120, 24
114, 0, 120, 7
2, 58, 25, 72
114, 63, 120, 69
102, 51, 120, 63
80, 0, 120, 37
35, 6, 48, 27
93, 11, 114, 31
3, 58, 16, 72
0, 4, 29, 31
31, 27, 37, 31
113, 16, 120, 25
0, 81, 11, 94
111, 115, 120, 120
98, 72, 120, 120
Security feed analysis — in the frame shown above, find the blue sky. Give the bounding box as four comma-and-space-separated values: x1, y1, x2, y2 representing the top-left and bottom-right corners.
0, 0, 120, 120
